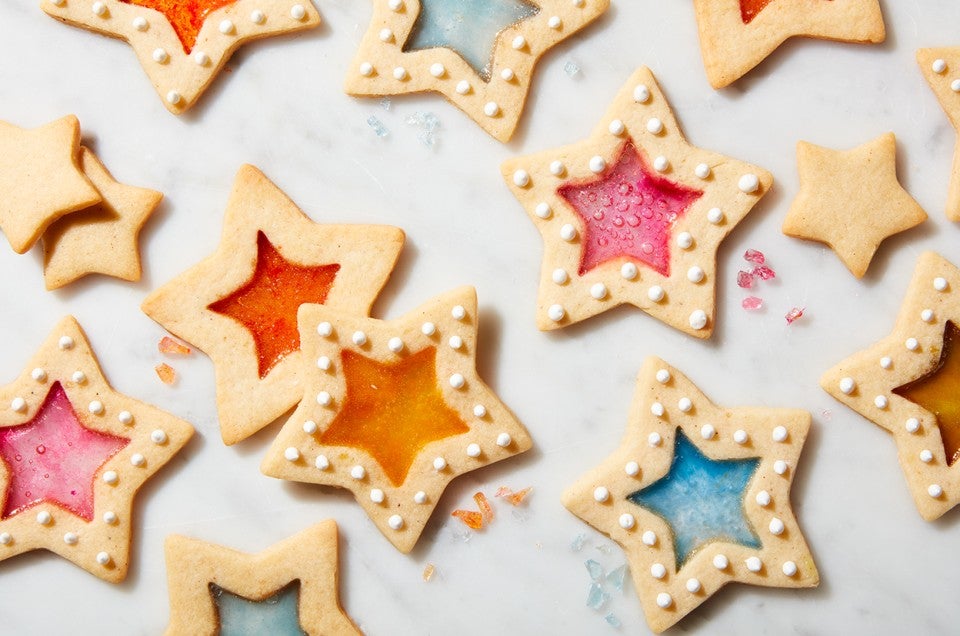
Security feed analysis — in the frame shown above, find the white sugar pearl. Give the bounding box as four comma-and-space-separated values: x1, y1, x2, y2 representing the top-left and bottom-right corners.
219, 19, 235, 34
370, 489, 385, 503
880, 357, 892, 369
952, 80, 960, 93
316, 391, 332, 406
118, 411, 133, 425
656, 593, 672, 608
773, 460, 789, 475
618, 513, 635, 529
839, 377, 855, 394
421, 322, 436, 336
929, 484, 943, 498
132, 16, 148, 30
756, 490, 771, 507
687, 266, 704, 283
560, 224, 577, 241
745, 556, 763, 572
64, 532, 78, 545
733, 429, 749, 444
37, 511, 52, 525
151, 430, 167, 444
500, 68, 515, 81
466, 443, 481, 457
677, 232, 693, 249
782, 561, 798, 576
303, 420, 318, 434
130, 454, 145, 467
700, 424, 715, 439
548, 15, 561, 28
677, 397, 692, 412
689, 310, 708, 330
549, 160, 565, 176
166, 91, 182, 105
906, 338, 919, 351
547, 304, 565, 322
713, 554, 729, 569
650, 563, 666, 579
535, 202, 552, 219
496, 433, 512, 447
655, 369, 671, 384
934, 277, 949, 291
317, 356, 332, 370
633, 84, 650, 102
58, 336, 74, 350
621, 263, 638, 280
593, 486, 609, 502
686, 578, 701, 593
103, 471, 118, 484
738, 174, 760, 193
648, 432, 662, 447
707, 208, 724, 224
315, 455, 330, 470
448, 336, 463, 350
31, 368, 46, 381
359, 62, 374, 77
88, 401, 104, 415
290, 4, 306, 19
641, 530, 657, 546
590, 283, 607, 300
414, 491, 428, 504
193, 51, 209, 65
769, 518, 785, 535
647, 286, 665, 302
317, 322, 333, 337
905, 418, 921, 433
651, 402, 665, 417
653, 156, 669, 172
250, 9, 265, 23
96, 552, 111, 565
646, 118, 663, 134
625, 461, 640, 476
103, 511, 118, 524
92, 2, 106, 15
921, 309, 935, 322
473, 404, 487, 418
430, 63, 446, 77
350, 465, 366, 480
352, 331, 367, 346
388, 514, 404, 530
284, 448, 300, 462
552, 268, 568, 284
513, 170, 530, 187
933, 59, 948, 73
772, 426, 788, 442
695, 164, 711, 179
388, 0, 403, 9
152, 48, 168, 63
484, 102, 500, 117
920, 449, 934, 463
589, 156, 606, 173
433, 457, 447, 470
393, 67, 407, 80
379, 28, 394, 42
10, 398, 26, 413
511, 35, 526, 49
874, 395, 888, 409
449, 374, 466, 389
456, 80, 471, 94
608, 119, 625, 135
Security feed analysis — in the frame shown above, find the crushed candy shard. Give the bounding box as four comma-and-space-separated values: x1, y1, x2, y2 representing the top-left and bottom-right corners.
474, 491, 494, 522
570, 533, 588, 552
604, 613, 622, 628
753, 265, 776, 280
422, 563, 435, 582
451, 509, 484, 530
585, 559, 605, 583
737, 270, 754, 289
495, 485, 532, 505
742, 296, 763, 311
586, 582, 610, 611
744, 248, 765, 264
607, 564, 628, 591
785, 307, 805, 324
367, 116, 389, 138
158, 336, 191, 355
155, 362, 176, 384
564, 60, 581, 77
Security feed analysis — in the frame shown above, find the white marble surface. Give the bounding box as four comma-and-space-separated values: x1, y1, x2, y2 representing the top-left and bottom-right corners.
1, 0, 959, 633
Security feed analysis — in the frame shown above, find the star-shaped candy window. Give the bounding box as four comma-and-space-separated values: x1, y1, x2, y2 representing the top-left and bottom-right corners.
344, 0, 608, 141
502, 67, 771, 335
692, 0, 884, 88
404, 0, 540, 81
42, 0, 320, 114
0, 382, 129, 521
627, 429, 761, 568
918, 49, 960, 221
209, 231, 341, 379
142, 165, 404, 445
319, 347, 469, 486
822, 252, 960, 520
211, 581, 307, 635
164, 522, 360, 635
562, 358, 818, 633
0, 316, 194, 583
559, 140, 703, 277
261, 287, 532, 553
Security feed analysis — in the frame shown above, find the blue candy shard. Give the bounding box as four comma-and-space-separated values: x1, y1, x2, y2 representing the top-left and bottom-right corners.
563, 60, 581, 77
604, 613, 622, 628
627, 429, 761, 567
607, 564, 628, 591
403, 0, 539, 81
584, 559, 605, 583
586, 582, 610, 611
570, 533, 587, 552
211, 581, 307, 636
366, 116, 389, 137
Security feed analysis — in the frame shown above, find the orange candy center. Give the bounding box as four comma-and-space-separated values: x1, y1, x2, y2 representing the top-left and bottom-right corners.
209, 232, 340, 379
120, 0, 235, 53
739, 0, 773, 23
318, 347, 469, 487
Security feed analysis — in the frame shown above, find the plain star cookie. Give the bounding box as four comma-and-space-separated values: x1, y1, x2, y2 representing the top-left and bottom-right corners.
142, 165, 404, 445
782, 133, 926, 279
0, 316, 194, 583
692, 0, 885, 89
918, 48, 960, 221
822, 251, 960, 521
41, 0, 320, 114
0, 115, 101, 254
41, 147, 163, 290
562, 357, 818, 633
261, 287, 532, 553
164, 521, 360, 635
501, 67, 772, 336
344, 0, 608, 141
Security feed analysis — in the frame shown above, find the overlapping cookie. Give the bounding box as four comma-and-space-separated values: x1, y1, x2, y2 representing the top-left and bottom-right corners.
261, 287, 532, 553
501, 67, 771, 336
823, 252, 960, 521
563, 357, 818, 632
41, 0, 321, 113
918, 48, 960, 221
0, 316, 194, 582
142, 165, 404, 444
165, 521, 360, 635
344, 0, 608, 141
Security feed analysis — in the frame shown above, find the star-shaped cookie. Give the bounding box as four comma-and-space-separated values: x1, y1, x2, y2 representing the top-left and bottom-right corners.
782, 133, 926, 278
164, 521, 360, 635
563, 357, 818, 633
142, 165, 404, 445
41, 0, 320, 114
261, 287, 532, 553
692, 0, 885, 89
344, 0, 608, 141
918, 48, 960, 221
41, 147, 162, 290
0, 316, 194, 583
501, 67, 772, 336
0, 115, 101, 254
822, 251, 960, 521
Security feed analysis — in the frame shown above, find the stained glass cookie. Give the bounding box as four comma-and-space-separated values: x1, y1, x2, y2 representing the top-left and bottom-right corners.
822, 251, 960, 521
41, 0, 321, 113
261, 287, 532, 553
142, 165, 404, 445
0, 316, 194, 582
344, 0, 609, 141
501, 67, 771, 336
563, 357, 818, 633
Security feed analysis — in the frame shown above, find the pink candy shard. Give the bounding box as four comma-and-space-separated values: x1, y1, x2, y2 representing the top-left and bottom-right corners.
158, 336, 191, 355
785, 307, 805, 324
742, 296, 763, 310
744, 248, 765, 264
753, 265, 776, 280
737, 270, 754, 289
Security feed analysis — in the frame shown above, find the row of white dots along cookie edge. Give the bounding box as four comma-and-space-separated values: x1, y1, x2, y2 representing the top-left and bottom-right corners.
523, 83, 760, 330
50, 0, 310, 106
931, 58, 960, 93
356, 0, 595, 118
836, 274, 951, 500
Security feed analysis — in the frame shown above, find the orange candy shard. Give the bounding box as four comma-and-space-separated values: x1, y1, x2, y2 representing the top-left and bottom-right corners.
496, 486, 533, 506
422, 563, 435, 582
451, 509, 484, 530
318, 347, 469, 487
158, 336, 191, 355
474, 492, 494, 522
155, 362, 177, 384
120, 0, 235, 53
208, 232, 340, 380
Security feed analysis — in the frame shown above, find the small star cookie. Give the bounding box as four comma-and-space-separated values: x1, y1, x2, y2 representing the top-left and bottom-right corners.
917, 49, 960, 221
692, 0, 885, 89
822, 251, 960, 521
142, 165, 404, 445
563, 357, 818, 633
41, 147, 163, 290
41, 0, 320, 114
344, 0, 609, 141
261, 287, 532, 553
164, 521, 360, 635
501, 67, 772, 336
0, 115, 101, 254
0, 316, 194, 583
782, 133, 926, 279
